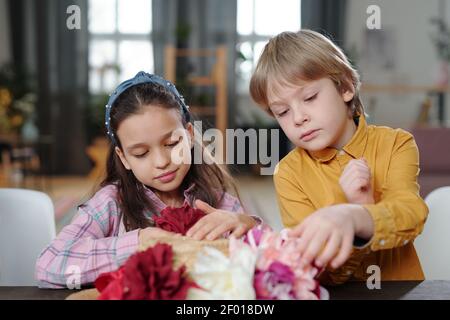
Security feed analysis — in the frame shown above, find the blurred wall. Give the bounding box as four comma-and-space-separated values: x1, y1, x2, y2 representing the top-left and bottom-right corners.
345, 0, 450, 128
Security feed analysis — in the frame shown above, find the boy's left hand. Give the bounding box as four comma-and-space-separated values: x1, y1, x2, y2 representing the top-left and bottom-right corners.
186, 199, 258, 240
339, 158, 374, 205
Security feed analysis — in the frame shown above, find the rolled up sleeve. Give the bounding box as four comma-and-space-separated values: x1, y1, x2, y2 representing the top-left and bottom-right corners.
362, 131, 429, 252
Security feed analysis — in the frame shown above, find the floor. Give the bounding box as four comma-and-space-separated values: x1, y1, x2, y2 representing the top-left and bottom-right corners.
236, 175, 283, 231
19, 174, 283, 233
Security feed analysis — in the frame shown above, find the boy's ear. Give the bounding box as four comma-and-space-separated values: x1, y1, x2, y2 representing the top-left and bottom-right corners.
115, 146, 131, 170
342, 87, 355, 103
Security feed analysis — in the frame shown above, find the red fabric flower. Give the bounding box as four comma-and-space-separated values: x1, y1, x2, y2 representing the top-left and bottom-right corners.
95, 243, 197, 300
95, 266, 125, 300
153, 203, 206, 235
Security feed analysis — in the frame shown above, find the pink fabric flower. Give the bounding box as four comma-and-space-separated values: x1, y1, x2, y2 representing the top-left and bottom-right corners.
254, 261, 296, 300
243, 226, 265, 246
243, 226, 329, 300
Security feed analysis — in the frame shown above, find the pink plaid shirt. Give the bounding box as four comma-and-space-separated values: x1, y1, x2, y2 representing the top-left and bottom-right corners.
35, 184, 253, 288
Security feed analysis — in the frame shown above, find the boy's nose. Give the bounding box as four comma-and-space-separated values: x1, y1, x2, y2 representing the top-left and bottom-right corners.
293, 108, 309, 126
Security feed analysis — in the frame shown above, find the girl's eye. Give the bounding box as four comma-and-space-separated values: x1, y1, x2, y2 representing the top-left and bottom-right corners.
305, 93, 318, 102
134, 151, 148, 158
166, 137, 182, 147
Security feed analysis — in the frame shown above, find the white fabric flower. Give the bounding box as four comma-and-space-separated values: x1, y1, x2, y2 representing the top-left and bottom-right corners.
187, 240, 257, 300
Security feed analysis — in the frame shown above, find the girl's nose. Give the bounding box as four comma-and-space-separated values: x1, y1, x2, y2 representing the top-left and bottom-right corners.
153, 149, 171, 169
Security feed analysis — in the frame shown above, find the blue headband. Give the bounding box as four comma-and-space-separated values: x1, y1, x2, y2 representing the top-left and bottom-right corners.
105, 71, 191, 145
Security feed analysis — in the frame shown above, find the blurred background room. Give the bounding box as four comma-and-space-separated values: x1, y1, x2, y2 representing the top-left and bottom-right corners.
1, 0, 450, 235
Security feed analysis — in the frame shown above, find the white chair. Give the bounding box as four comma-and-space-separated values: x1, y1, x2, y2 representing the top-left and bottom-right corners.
414, 186, 450, 280
0, 188, 55, 286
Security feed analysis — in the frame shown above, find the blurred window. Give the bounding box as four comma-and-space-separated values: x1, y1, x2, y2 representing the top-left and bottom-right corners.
88, 0, 153, 93
236, 0, 301, 94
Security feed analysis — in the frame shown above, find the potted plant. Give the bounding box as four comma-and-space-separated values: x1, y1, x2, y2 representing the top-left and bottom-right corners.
0, 64, 37, 142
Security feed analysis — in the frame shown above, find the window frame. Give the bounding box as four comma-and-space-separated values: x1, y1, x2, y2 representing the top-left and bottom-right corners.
236, 0, 301, 95
88, 0, 153, 93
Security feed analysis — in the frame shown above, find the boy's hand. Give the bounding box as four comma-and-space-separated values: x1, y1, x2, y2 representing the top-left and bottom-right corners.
288, 204, 356, 269
288, 204, 374, 269
138, 227, 180, 245
186, 199, 258, 241
339, 158, 374, 204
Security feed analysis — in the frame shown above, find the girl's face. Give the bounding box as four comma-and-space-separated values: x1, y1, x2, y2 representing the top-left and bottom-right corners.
115, 105, 193, 194
267, 77, 356, 151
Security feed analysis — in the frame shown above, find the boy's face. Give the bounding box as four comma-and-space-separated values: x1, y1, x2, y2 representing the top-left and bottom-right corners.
115, 106, 194, 195
267, 77, 356, 151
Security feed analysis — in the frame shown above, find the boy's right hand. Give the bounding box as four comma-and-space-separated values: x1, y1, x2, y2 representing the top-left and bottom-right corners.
288, 203, 374, 270
138, 227, 180, 245
339, 158, 374, 205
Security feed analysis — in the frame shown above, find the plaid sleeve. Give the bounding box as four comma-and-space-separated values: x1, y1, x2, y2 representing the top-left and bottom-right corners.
217, 192, 266, 227
35, 197, 139, 289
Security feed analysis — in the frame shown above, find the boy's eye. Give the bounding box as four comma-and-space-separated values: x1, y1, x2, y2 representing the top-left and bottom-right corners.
305, 93, 318, 102
276, 110, 288, 117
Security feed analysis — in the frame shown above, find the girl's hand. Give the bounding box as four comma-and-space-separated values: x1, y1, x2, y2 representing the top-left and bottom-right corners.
288, 204, 357, 270
186, 200, 258, 241
138, 227, 180, 245
339, 158, 374, 205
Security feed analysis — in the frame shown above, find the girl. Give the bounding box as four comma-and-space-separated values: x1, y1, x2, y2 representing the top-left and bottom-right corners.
36, 72, 259, 288
249, 30, 428, 284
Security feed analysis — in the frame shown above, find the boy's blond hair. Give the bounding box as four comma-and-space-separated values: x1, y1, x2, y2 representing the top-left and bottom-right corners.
250, 29, 364, 117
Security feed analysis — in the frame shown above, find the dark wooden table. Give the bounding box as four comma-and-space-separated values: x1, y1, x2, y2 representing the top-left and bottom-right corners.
0, 281, 449, 300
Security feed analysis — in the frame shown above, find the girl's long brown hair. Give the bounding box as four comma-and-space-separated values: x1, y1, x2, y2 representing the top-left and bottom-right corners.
97, 82, 238, 231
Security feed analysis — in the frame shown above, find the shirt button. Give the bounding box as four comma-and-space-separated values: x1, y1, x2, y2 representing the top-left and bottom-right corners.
403, 240, 409, 245
379, 239, 385, 246
338, 150, 345, 156
346, 270, 352, 275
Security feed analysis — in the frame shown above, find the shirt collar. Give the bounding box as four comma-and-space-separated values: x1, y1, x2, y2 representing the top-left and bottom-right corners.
183, 183, 196, 197
142, 183, 196, 210
308, 114, 368, 162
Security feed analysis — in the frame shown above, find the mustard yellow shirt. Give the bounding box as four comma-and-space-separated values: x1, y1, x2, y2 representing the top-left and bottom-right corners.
273, 115, 428, 284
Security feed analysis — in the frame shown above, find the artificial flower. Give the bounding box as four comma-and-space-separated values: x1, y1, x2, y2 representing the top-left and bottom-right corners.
254, 261, 296, 300
95, 266, 125, 300
153, 203, 206, 235
95, 243, 197, 300
244, 226, 329, 300
187, 239, 257, 300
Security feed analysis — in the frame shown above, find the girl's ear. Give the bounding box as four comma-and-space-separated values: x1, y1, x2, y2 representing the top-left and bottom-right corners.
186, 122, 195, 149
115, 146, 131, 170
